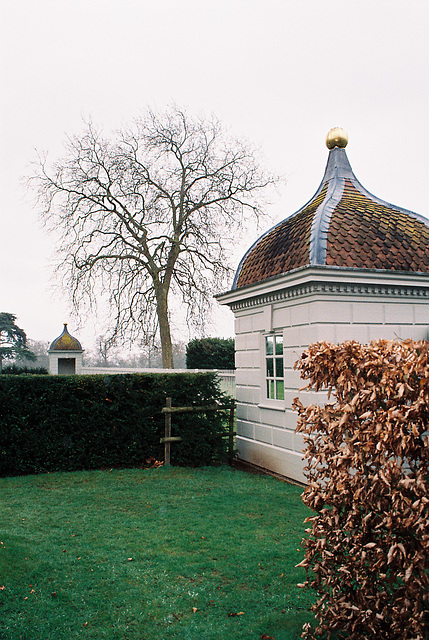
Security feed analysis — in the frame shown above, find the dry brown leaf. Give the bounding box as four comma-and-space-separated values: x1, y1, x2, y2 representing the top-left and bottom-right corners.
295, 339, 429, 640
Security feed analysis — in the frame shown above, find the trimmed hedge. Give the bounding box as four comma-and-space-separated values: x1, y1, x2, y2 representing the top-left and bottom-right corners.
0, 372, 231, 477
186, 337, 235, 370
1, 364, 49, 375
294, 340, 429, 640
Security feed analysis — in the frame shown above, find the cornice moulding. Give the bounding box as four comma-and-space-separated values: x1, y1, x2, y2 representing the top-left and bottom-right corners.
216, 266, 429, 310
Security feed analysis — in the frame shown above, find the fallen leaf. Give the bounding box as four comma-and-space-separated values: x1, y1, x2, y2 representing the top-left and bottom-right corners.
228, 612, 245, 616
192, 607, 198, 613
261, 635, 275, 639
0, 586, 5, 591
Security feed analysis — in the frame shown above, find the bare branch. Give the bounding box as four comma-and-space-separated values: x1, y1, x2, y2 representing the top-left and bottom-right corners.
30, 105, 278, 367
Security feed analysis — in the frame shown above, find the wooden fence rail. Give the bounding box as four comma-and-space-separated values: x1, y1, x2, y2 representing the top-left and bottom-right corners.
161, 396, 236, 466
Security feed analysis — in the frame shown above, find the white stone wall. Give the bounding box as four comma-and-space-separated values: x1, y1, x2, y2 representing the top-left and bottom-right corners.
48, 350, 83, 375
80, 368, 236, 398
226, 272, 429, 484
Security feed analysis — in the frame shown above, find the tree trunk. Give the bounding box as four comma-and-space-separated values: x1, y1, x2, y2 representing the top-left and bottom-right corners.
156, 288, 174, 369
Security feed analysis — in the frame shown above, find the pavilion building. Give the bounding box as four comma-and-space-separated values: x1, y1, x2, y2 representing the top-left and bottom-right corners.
217, 128, 429, 483
48, 323, 83, 375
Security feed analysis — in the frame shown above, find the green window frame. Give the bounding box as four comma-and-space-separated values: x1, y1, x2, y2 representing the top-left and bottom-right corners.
265, 334, 284, 400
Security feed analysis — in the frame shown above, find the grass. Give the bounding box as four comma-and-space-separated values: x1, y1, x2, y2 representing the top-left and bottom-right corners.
0, 466, 314, 639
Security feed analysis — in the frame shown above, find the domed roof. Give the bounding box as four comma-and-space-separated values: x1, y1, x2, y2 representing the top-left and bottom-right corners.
49, 324, 82, 351
233, 130, 429, 290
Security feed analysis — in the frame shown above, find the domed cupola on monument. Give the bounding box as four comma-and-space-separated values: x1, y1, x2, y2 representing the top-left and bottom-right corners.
48, 323, 83, 375
217, 129, 429, 484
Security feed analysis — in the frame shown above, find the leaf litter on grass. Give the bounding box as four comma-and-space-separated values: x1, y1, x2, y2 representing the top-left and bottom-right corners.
0, 466, 314, 639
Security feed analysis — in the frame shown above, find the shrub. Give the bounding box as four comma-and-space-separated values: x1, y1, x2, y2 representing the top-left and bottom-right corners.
293, 340, 429, 640
0, 372, 231, 476
186, 337, 235, 370
1, 364, 49, 375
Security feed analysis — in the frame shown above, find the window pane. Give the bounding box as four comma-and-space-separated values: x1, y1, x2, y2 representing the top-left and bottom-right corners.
276, 380, 284, 400
275, 357, 283, 378
275, 335, 283, 355
266, 336, 274, 356
266, 358, 274, 377
267, 379, 275, 398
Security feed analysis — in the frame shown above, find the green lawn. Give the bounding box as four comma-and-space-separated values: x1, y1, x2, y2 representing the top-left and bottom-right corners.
0, 466, 314, 639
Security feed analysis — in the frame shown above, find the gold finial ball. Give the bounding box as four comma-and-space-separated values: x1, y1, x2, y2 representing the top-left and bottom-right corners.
325, 127, 349, 149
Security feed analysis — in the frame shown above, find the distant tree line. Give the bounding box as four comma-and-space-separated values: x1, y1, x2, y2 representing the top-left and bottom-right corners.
1, 313, 234, 373
83, 336, 187, 369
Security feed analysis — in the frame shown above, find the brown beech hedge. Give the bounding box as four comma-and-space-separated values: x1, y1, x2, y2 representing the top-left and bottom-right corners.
293, 340, 428, 640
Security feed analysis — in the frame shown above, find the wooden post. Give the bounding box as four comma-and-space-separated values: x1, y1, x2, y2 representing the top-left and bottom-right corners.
164, 397, 172, 466
228, 401, 235, 463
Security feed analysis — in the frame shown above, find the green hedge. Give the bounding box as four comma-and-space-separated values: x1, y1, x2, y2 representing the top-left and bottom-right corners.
186, 337, 235, 370
1, 364, 49, 375
0, 373, 231, 477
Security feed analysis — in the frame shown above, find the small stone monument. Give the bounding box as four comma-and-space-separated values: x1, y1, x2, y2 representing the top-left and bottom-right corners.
48, 324, 83, 375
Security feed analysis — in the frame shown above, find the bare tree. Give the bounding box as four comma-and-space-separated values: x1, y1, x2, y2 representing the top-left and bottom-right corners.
24, 339, 49, 370
94, 334, 118, 367
32, 106, 277, 367
82, 335, 118, 367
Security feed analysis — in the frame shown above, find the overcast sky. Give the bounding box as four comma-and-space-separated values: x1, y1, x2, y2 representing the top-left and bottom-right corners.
1, 0, 428, 350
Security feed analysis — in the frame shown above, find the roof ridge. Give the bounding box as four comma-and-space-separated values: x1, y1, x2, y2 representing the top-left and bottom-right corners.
309, 175, 344, 265
231, 164, 335, 289
309, 146, 356, 265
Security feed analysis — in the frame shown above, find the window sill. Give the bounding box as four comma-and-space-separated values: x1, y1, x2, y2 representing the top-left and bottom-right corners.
258, 403, 286, 412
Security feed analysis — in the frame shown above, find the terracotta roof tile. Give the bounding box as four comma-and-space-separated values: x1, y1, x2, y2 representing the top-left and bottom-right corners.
233, 145, 429, 290
326, 180, 429, 272
235, 184, 328, 288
